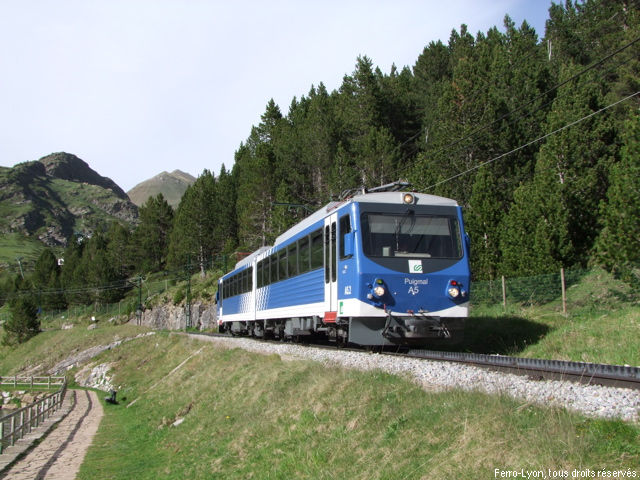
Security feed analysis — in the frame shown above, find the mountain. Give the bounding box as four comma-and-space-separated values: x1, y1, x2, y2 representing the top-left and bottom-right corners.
0, 152, 138, 250
127, 170, 195, 208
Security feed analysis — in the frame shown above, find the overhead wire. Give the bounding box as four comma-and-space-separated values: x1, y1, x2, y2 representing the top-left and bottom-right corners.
424, 90, 639, 191
394, 32, 640, 181
415, 48, 640, 177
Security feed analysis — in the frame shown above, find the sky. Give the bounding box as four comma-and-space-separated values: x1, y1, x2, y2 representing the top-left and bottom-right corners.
0, 0, 553, 192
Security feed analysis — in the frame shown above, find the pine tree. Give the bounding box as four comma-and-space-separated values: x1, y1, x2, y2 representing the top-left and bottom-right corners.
32, 248, 66, 311
215, 164, 238, 254
168, 170, 222, 275
4, 281, 40, 345
133, 193, 174, 272
60, 235, 87, 305
594, 112, 640, 281
234, 101, 283, 249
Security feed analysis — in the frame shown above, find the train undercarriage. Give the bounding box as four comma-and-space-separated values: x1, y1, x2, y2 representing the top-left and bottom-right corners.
219, 315, 465, 347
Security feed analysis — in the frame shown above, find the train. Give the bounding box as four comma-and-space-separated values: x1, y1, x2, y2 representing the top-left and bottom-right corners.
216, 182, 471, 346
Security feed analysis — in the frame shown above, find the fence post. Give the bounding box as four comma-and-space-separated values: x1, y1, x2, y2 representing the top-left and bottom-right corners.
502, 275, 507, 309
561, 268, 567, 315
0, 419, 3, 454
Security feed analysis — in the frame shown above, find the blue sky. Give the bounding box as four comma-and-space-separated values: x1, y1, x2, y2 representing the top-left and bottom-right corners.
0, 0, 553, 192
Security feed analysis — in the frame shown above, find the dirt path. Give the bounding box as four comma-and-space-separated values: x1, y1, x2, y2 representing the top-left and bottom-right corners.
1, 389, 104, 480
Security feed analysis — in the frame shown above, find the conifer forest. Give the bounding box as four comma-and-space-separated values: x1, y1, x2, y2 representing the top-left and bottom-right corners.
2, 0, 639, 335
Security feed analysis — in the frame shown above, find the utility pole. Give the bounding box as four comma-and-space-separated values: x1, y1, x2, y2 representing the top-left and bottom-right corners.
16, 257, 24, 279
136, 276, 142, 325
185, 254, 192, 330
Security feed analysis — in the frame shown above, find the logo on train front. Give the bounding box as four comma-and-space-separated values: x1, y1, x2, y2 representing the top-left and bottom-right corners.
408, 260, 422, 273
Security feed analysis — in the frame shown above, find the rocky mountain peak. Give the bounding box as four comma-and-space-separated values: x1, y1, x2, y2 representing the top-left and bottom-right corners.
39, 152, 128, 200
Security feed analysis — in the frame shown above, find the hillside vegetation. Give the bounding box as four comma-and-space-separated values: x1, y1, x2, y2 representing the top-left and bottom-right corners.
0, 152, 138, 269
2, 2, 639, 332
0, 328, 637, 478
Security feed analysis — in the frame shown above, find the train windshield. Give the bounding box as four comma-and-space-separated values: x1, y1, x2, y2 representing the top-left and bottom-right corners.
361, 213, 462, 259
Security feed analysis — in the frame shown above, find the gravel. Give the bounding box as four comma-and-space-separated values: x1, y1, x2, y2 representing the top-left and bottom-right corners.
189, 334, 640, 422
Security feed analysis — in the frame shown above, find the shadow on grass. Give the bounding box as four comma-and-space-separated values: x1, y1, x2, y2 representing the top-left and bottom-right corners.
436, 316, 552, 356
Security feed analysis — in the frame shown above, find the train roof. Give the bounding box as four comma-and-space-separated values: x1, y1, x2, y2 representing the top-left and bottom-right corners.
274, 191, 458, 246
232, 245, 270, 271
230, 191, 458, 271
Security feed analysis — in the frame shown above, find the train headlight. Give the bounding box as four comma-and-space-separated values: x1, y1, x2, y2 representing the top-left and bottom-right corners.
446, 280, 462, 299
402, 193, 415, 205
372, 278, 386, 298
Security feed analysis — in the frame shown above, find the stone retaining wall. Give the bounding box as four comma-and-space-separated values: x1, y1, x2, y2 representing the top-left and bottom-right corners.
135, 302, 217, 331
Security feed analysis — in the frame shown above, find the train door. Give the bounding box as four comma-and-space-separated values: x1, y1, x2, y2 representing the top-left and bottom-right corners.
323, 212, 338, 319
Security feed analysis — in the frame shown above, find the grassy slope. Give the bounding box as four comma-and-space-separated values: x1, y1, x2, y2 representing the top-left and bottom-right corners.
2, 328, 637, 479
0, 233, 47, 268
463, 269, 640, 366
0, 270, 638, 477
0, 324, 149, 374
82, 334, 639, 479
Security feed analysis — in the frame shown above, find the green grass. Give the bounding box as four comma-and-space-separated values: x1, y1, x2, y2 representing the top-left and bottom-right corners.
66, 334, 637, 479
0, 233, 47, 269
0, 324, 149, 375
462, 269, 640, 366
0, 324, 637, 478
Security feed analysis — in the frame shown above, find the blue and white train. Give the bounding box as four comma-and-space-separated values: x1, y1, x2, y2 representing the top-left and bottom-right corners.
216, 184, 471, 346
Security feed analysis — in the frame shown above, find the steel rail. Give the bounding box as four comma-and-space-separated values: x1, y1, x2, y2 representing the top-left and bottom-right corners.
406, 349, 640, 390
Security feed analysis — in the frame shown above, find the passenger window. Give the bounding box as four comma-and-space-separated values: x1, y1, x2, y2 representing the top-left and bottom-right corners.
270, 255, 278, 284
310, 230, 323, 270
298, 237, 310, 273
257, 260, 263, 288
287, 243, 297, 278
264, 257, 271, 286
279, 250, 288, 280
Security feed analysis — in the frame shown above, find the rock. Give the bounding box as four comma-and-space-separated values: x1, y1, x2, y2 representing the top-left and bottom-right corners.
75, 363, 114, 392
136, 302, 217, 330
87, 324, 97, 330
172, 417, 185, 427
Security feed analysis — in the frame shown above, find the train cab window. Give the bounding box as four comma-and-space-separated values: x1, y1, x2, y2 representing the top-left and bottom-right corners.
298, 237, 310, 274
287, 243, 297, 278
310, 229, 323, 270
361, 213, 462, 259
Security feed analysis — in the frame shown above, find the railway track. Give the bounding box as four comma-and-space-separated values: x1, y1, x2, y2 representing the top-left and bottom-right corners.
193, 331, 640, 390
405, 349, 640, 390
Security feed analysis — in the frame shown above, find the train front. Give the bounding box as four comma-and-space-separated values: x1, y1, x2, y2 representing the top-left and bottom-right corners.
345, 192, 470, 346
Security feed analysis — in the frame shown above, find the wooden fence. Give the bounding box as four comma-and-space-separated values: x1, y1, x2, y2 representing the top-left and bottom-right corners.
0, 376, 66, 389
0, 377, 67, 453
